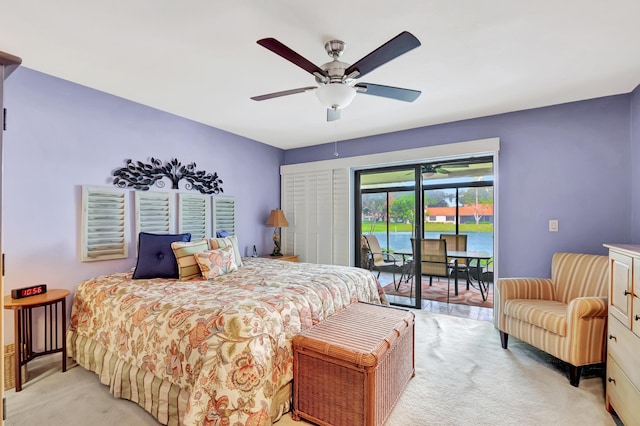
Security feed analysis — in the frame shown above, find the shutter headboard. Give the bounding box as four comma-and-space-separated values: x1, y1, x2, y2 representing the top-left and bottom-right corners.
81, 186, 129, 261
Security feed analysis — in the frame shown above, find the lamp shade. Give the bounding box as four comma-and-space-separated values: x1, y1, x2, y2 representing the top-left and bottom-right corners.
266, 209, 288, 228
316, 83, 356, 110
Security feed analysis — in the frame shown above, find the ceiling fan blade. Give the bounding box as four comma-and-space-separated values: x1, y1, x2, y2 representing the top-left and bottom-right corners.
344, 31, 421, 79
251, 86, 317, 101
257, 38, 329, 79
354, 83, 421, 102
327, 108, 341, 122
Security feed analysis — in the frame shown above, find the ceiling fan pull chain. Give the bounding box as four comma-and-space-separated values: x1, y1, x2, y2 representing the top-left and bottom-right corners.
333, 121, 340, 157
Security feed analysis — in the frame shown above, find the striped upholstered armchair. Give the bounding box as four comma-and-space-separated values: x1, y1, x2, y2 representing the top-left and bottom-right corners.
496, 252, 609, 387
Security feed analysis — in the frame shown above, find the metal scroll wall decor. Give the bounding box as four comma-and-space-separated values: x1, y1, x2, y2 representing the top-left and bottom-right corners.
112, 158, 223, 194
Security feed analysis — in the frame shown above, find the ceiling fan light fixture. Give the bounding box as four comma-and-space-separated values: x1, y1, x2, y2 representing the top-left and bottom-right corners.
315, 83, 356, 110
252, 32, 421, 121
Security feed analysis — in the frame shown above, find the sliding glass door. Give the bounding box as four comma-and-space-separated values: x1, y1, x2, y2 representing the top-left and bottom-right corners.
357, 166, 421, 308
356, 157, 494, 309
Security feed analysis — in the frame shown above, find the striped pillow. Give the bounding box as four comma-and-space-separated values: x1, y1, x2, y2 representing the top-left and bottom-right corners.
171, 239, 210, 280
209, 235, 243, 268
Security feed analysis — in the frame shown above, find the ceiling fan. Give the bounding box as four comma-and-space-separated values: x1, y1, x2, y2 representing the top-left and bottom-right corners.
251, 31, 422, 121
422, 163, 469, 176
398, 162, 470, 180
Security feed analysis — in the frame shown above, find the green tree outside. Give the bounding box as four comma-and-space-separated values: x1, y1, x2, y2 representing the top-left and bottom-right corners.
389, 194, 415, 232
459, 187, 494, 224
361, 193, 387, 233
425, 190, 452, 207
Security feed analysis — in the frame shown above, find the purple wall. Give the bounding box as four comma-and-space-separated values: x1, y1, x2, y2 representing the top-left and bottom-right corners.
2, 68, 283, 342
285, 95, 633, 278
631, 85, 640, 242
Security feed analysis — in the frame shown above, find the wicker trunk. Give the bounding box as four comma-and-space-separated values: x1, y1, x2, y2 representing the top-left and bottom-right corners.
292, 302, 415, 426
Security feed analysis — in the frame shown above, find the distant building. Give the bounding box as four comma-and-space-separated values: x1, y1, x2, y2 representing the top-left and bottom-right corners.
426, 205, 494, 224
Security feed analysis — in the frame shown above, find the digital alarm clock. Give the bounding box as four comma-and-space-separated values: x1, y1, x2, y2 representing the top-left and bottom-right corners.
11, 284, 47, 299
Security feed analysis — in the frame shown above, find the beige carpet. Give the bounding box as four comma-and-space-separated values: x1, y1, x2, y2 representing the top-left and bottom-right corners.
5, 310, 619, 426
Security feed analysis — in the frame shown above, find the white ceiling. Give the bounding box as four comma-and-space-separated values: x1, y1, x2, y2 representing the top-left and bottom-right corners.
2, 1, 640, 150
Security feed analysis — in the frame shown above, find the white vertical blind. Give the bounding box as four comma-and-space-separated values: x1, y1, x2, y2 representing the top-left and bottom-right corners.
304, 173, 319, 262
314, 170, 333, 264
282, 170, 334, 264
282, 173, 299, 257
81, 186, 129, 261
332, 169, 350, 266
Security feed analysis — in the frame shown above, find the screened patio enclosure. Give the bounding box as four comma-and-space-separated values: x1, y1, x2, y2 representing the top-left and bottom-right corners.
355, 157, 494, 309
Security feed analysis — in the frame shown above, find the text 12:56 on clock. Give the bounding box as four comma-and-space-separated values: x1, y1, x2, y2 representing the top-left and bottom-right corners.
11, 284, 47, 299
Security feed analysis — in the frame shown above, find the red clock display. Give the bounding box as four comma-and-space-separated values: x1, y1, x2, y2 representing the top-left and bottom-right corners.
11, 284, 47, 299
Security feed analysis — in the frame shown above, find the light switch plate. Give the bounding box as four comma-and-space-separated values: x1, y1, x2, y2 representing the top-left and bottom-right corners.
549, 219, 558, 232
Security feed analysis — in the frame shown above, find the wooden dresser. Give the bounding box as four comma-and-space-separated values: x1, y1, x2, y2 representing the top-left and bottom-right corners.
604, 244, 640, 425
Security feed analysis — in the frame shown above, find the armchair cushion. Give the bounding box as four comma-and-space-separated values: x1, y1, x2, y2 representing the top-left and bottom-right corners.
503, 299, 568, 336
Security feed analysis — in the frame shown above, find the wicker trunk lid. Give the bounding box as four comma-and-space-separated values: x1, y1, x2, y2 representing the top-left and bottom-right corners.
293, 302, 415, 426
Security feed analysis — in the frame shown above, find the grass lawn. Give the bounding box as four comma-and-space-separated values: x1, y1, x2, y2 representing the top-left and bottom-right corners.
362, 221, 493, 233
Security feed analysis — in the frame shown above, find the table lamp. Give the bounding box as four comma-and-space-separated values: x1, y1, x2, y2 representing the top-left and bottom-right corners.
266, 209, 288, 256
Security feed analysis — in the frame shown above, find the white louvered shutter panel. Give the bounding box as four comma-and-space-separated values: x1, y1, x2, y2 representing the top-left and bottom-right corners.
281, 175, 292, 255
281, 173, 304, 260
178, 193, 212, 240
295, 173, 310, 261
81, 186, 129, 261
212, 196, 236, 236
135, 191, 175, 236
313, 170, 333, 265
332, 168, 350, 266
281, 171, 333, 264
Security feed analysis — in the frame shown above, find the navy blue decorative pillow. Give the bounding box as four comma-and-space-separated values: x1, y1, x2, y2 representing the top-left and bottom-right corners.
216, 230, 231, 238
132, 232, 191, 279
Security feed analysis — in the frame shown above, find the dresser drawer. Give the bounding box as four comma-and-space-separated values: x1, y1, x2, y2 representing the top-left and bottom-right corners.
607, 315, 640, 389
633, 295, 640, 338
609, 250, 632, 325
606, 355, 640, 426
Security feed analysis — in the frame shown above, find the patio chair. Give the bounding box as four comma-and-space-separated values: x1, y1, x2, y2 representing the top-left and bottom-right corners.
363, 234, 406, 287
468, 258, 494, 301
414, 238, 452, 301
440, 233, 470, 289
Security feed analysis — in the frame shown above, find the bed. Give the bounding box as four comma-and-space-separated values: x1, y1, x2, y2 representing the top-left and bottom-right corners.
67, 256, 387, 426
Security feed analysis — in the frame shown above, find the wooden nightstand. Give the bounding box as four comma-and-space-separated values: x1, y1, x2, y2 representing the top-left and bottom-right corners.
4, 289, 69, 391
259, 254, 299, 262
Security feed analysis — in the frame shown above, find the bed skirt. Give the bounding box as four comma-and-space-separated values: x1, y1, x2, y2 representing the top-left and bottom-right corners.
67, 330, 292, 426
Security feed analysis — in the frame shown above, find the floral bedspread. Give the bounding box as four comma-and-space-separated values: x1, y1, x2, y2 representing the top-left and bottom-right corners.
68, 258, 385, 426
